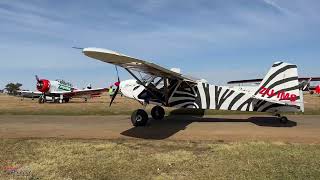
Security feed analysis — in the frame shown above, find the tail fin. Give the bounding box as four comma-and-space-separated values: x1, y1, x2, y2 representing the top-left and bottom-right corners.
255, 62, 302, 105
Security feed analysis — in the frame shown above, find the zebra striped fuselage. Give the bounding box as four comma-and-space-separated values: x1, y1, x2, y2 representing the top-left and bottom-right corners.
123, 62, 303, 113
165, 81, 301, 113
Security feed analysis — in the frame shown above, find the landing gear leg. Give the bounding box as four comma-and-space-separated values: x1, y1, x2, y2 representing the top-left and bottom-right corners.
38, 96, 45, 104
59, 95, 63, 104
151, 106, 165, 120
131, 109, 148, 127
142, 101, 148, 110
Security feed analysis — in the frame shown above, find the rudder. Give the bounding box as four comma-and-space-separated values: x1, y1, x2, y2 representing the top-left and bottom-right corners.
255, 62, 301, 105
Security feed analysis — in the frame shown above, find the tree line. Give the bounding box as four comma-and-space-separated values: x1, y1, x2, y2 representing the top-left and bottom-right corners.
2, 83, 23, 95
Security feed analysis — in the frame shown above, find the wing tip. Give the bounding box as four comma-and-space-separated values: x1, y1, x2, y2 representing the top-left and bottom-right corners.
83, 47, 121, 56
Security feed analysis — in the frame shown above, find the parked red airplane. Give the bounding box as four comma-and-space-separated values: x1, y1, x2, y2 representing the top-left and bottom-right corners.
23, 76, 109, 103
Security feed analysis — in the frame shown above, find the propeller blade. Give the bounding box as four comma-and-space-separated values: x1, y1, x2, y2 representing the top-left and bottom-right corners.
108, 65, 121, 107
35, 75, 40, 82
303, 78, 312, 91
115, 65, 120, 82
109, 86, 119, 107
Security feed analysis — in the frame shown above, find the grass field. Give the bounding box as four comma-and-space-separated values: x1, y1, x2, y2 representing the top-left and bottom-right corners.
0, 93, 319, 115
0, 139, 319, 180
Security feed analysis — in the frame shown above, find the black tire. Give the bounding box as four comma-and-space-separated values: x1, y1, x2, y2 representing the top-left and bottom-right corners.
151, 106, 165, 120
131, 109, 148, 126
64, 98, 70, 103
280, 116, 288, 124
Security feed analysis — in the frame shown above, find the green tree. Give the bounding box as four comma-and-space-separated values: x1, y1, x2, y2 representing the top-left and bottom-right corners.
5, 83, 22, 95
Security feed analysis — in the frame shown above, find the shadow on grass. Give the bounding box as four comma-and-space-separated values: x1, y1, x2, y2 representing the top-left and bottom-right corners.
121, 114, 297, 140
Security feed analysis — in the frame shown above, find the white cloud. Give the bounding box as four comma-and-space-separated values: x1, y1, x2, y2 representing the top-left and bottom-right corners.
262, 0, 294, 15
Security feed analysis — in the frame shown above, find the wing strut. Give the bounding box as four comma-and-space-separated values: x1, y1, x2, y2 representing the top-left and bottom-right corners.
163, 77, 169, 106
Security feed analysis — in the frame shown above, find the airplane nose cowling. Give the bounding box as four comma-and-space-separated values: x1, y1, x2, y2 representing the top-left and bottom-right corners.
119, 79, 136, 99
36, 79, 50, 93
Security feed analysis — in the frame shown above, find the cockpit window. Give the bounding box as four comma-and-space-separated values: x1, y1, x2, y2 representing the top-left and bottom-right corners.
136, 75, 165, 90
56, 79, 73, 87
141, 75, 154, 84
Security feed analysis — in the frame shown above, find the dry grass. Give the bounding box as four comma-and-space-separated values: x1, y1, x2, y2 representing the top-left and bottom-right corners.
0, 93, 319, 115
303, 93, 320, 114
0, 93, 144, 115
0, 139, 319, 180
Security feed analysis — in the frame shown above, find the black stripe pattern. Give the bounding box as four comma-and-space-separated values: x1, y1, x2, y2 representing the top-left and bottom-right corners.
138, 62, 302, 114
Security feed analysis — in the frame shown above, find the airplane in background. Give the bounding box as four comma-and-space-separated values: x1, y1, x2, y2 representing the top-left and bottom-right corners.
80, 47, 305, 126
227, 77, 320, 95
26, 76, 109, 103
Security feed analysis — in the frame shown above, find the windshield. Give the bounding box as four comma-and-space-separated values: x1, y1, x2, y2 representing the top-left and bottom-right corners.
138, 75, 164, 89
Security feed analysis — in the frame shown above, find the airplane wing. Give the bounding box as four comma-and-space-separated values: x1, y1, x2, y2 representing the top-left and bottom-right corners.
49, 88, 108, 98
228, 77, 320, 84
298, 77, 320, 81
17, 90, 42, 98
227, 79, 263, 84
83, 47, 199, 83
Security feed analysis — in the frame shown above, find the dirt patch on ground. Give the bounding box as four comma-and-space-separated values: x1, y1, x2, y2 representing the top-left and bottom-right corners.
0, 115, 320, 144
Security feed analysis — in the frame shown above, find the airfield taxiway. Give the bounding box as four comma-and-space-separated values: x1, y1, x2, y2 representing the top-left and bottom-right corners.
0, 115, 320, 143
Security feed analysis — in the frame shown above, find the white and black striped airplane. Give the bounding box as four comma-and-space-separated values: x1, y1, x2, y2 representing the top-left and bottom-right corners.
81, 48, 304, 127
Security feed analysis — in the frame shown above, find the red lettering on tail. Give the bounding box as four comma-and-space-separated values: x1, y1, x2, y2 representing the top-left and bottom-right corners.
259, 87, 297, 102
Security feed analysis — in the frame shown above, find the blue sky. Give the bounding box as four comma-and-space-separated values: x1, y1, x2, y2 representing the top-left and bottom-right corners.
0, 0, 319, 89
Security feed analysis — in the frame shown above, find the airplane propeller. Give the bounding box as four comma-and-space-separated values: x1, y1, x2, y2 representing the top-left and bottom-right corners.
109, 66, 121, 107
303, 78, 312, 91
300, 78, 312, 91
35, 75, 46, 103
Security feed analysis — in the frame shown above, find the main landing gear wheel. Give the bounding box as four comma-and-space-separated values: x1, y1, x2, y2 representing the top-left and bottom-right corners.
151, 106, 165, 120
131, 109, 148, 127
38, 96, 45, 104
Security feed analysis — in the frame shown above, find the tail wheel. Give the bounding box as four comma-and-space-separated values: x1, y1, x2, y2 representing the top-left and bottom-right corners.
131, 109, 148, 126
151, 106, 165, 120
279, 116, 288, 124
